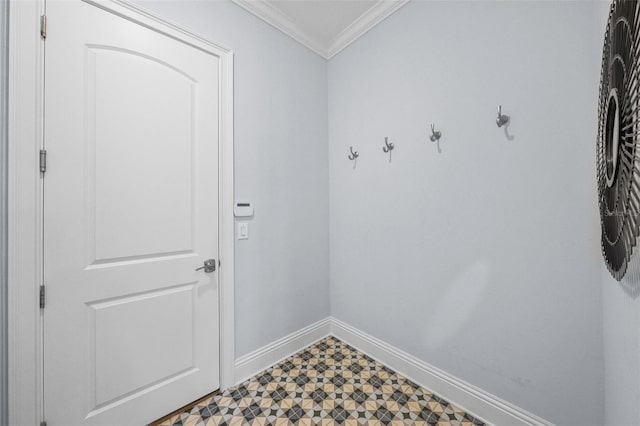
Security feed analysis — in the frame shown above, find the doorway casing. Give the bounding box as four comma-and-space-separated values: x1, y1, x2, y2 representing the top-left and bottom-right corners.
7, 1, 236, 425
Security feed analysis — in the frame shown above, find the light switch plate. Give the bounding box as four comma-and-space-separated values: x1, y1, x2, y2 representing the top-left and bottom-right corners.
238, 222, 249, 240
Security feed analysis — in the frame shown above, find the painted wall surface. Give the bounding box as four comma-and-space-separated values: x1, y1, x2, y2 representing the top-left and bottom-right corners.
328, 2, 607, 424
603, 269, 640, 426
0, 0, 7, 423
594, 3, 640, 424
133, 0, 330, 358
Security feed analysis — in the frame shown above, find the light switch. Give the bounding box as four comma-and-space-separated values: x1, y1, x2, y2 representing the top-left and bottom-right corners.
237, 222, 249, 240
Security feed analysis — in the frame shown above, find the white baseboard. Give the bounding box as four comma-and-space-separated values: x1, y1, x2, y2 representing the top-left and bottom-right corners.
330, 317, 553, 426
234, 316, 553, 426
234, 318, 332, 384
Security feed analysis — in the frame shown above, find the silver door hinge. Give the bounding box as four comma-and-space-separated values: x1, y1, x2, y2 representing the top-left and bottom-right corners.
40, 15, 47, 39
39, 285, 45, 309
40, 149, 47, 173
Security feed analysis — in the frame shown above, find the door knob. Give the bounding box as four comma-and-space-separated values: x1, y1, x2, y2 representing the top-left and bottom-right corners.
196, 259, 216, 273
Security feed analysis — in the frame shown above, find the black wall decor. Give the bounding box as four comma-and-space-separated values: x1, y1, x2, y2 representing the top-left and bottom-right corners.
597, 0, 640, 281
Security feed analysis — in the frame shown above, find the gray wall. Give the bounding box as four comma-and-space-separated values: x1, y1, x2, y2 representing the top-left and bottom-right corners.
603, 271, 640, 426
598, 4, 640, 422
133, 0, 330, 358
0, 0, 8, 424
328, 2, 607, 424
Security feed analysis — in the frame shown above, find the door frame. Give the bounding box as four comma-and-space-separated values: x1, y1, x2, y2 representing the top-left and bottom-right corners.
7, 1, 235, 425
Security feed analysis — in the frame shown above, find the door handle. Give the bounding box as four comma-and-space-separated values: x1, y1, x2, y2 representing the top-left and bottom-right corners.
196, 259, 216, 273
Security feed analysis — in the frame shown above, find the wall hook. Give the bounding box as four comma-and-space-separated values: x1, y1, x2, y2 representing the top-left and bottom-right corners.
348, 146, 359, 161
429, 124, 441, 142
496, 105, 509, 127
382, 137, 395, 153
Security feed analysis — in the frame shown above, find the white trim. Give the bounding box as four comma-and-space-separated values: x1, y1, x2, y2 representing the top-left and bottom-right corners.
88, 0, 231, 56
230, 0, 327, 58
330, 317, 554, 426
8, 2, 235, 425
0, 0, 10, 424
217, 38, 235, 391
234, 318, 332, 385
8, 1, 45, 424
230, 0, 408, 60
326, 0, 409, 59
231, 317, 552, 426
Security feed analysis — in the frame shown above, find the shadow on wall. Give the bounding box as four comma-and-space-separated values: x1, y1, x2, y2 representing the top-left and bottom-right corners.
423, 260, 490, 351
617, 249, 640, 298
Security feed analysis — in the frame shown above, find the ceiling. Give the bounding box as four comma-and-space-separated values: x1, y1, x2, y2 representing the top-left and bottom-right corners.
231, 0, 409, 59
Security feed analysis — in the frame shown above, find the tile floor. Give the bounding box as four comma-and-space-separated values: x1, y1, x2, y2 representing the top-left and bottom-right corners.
160, 337, 486, 426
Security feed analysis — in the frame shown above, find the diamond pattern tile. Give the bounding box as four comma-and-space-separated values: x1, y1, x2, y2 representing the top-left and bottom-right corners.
158, 337, 486, 426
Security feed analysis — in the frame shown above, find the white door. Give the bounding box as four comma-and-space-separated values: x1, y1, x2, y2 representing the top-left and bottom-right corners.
43, 1, 220, 424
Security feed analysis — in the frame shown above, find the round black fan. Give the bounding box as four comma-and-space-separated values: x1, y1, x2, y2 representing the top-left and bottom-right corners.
597, 0, 640, 281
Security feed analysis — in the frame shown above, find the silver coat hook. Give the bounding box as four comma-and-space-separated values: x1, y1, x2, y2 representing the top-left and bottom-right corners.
382, 137, 395, 153
496, 105, 509, 127
429, 124, 441, 142
348, 146, 359, 161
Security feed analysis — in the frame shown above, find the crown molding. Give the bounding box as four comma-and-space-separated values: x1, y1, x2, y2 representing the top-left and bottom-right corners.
327, 0, 408, 58
231, 0, 409, 60
231, 0, 328, 57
